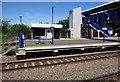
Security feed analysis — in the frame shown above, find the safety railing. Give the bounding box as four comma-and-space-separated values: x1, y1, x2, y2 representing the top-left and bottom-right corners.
89, 23, 110, 37
1, 36, 19, 55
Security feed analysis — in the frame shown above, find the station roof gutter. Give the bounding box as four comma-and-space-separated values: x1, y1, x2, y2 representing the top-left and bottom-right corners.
82, 0, 120, 16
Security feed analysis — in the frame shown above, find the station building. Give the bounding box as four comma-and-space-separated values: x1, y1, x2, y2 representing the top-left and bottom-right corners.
69, 0, 120, 38
31, 24, 62, 39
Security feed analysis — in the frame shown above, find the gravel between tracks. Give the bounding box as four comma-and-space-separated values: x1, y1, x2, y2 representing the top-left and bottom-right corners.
2, 52, 119, 80
2, 56, 17, 63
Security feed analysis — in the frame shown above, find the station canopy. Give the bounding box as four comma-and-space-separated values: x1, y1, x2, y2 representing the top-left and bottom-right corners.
31, 24, 62, 29
82, 0, 120, 16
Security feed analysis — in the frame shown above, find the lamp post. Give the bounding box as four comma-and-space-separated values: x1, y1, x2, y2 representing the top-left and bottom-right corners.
51, 5, 54, 45
52, 5, 54, 24
19, 16, 23, 48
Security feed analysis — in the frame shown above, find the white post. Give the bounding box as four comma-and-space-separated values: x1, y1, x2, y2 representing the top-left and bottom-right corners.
97, 30, 100, 38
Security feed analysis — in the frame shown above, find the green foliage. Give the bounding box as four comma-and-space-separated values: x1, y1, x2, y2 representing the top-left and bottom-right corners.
0, 20, 2, 34
9, 24, 31, 37
57, 18, 69, 33
1, 18, 11, 34
6, 49, 16, 56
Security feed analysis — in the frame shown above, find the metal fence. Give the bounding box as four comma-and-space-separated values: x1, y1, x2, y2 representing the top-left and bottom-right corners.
1, 36, 19, 55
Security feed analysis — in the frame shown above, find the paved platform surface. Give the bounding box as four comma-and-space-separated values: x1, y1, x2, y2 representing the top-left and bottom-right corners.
92, 37, 120, 42
24, 39, 114, 47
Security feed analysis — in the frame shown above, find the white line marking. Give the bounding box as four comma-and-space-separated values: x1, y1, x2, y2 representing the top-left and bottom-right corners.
26, 42, 119, 50
15, 64, 18, 68
24, 63, 27, 67
31, 62, 35, 66
6, 65, 10, 69
53, 60, 57, 63
39, 62, 43, 65
59, 59, 63, 62
47, 61, 51, 64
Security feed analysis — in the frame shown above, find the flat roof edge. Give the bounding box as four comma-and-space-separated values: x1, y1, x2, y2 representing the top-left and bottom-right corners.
82, 0, 120, 14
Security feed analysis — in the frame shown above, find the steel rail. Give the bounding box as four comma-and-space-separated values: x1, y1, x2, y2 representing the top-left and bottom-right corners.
1, 50, 119, 71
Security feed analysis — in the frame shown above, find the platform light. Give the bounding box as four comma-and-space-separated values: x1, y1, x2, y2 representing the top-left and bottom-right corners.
19, 16, 23, 48
51, 5, 55, 45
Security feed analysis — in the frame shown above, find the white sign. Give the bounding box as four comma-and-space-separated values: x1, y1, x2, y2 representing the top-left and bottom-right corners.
110, 31, 113, 34
22, 34, 25, 39
102, 27, 107, 30
46, 33, 52, 39
40, 36, 46, 39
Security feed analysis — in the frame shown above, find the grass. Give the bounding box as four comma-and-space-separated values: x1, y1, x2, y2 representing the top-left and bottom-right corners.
5, 49, 16, 56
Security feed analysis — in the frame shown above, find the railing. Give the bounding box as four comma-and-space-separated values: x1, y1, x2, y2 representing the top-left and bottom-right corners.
1, 36, 19, 55
89, 23, 110, 37
101, 22, 111, 30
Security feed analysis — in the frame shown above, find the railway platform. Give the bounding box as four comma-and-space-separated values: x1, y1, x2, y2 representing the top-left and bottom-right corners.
16, 38, 120, 60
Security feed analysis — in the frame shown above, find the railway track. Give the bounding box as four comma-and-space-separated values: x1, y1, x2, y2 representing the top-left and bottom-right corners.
86, 72, 120, 81
1, 50, 120, 71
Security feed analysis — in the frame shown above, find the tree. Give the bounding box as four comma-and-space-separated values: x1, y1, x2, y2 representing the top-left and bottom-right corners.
57, 18, 69, 33
9, 24, 31, 37
1, 18, 11, 34
57, 18, 69, 38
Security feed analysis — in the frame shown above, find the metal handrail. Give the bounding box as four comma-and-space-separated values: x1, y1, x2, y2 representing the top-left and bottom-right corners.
1, 36, 19, 55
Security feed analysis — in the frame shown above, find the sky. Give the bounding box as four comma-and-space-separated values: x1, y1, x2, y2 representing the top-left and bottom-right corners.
2, 2, 108, 26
